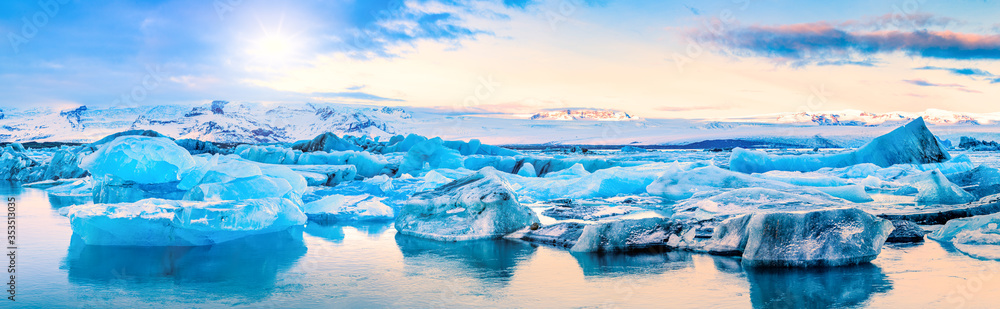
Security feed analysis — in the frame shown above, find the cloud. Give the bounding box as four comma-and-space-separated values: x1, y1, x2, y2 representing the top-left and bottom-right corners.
683, 5, 701, 16
314, 91, 404, 102
903, 79, 981, 93
916, 66, 993, 76
691, 15, 1000, 65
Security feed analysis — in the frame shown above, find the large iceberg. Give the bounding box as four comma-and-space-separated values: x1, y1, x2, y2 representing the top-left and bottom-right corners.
81, 136, 196, 184
730, 118, 950, 173
929, 212, 1000, 260
60, 197, 306, 246
709, 208, 894, 267
395, 167, 539, 241
290, 132, 363, 152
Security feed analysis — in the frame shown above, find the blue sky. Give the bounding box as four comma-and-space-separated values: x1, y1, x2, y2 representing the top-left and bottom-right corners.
1, 0, 999, 118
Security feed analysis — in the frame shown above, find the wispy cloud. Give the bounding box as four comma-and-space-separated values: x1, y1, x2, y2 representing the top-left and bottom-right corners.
903, 79, 982, 93
690, 14, 1000, 65
916, 66, 994, 77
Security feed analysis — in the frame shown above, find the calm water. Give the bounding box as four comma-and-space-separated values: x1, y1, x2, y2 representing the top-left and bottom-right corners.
8, 182, 1000, 308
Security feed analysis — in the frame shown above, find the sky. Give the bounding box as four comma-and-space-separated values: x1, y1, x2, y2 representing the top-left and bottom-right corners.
1, 0, 999, 118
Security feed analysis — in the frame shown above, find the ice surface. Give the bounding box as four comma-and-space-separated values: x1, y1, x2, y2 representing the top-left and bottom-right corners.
81, 136, 196, 184
671, 188, 850, 220
185, 175, 297, 201
60, 197, 306, 246
929, 212, 1000, 260
730, 118, 950, 173
302, 194, 394, 223
711, 208, 894, 267
395, 167, 539, 241
175, 138, 230, 155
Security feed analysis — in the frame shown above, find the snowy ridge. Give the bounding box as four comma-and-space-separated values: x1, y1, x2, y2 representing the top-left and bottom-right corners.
529, 109, 635, 121
770, 109, 1000, 126
0, 101, 411, 144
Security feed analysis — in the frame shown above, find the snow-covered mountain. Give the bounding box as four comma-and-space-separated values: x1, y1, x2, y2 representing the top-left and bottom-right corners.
770, 109, 1000, 126
0, 101, 411, 144
2, 103, 998, 147
529, 109, 635, 121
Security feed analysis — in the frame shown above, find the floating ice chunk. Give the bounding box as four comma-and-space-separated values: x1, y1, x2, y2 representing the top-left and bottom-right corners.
647, 163, 789, 200
443, 139, 521, 156
395, 167, 539, 241
711, 208, 894, 267
38, 178, 94, 197
571, 218, 676, 253
730, 118, 950, 173
175, 139, 229, 155
543, 163, 590, 178
885, 220, 926, 243
60, 197, 306, 246
946, 165, 1000, 199
516, 162, 537, 177
41, 148, 89, 181
504, 162, 678, 202
0, 148, 43, 181
290, 132, 363, 152
620, 146, 647, 153
296, 151, 389, 178
362, 175, 395, 193
302, 194, 394, 223
905, 169, 976, 205
398, 137, 464, 175
929, 212, 1000, 260
236, 145, 299, 164
813, 185, 874, 203
514, 218, 679, 253
81, 136, 196, 184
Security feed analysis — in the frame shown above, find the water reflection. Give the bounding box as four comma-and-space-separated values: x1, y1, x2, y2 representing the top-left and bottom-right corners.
746, 263, 892, 308
63, 227, 307, 301
571, 251, 693, 277
303, 220, 394, 244
394, 234, 536, 282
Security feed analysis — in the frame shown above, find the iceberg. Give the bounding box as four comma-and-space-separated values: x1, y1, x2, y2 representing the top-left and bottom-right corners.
906, 169, 976, 205
290, 132, 363, 152
398, 137, 464, 175
237, 145, 390, 178
512, 218, 681, 253
571, 218, 678, 253
929, 212, 1000, 260
885, 220, 926, 243
302, 194, 394, 223
730, 118, 950, 173
394, 167, 539, 241
184, 175, 297, 201
60, 197, 307, 246
81, 136, 196, 184
711, 208, 894, 267
946, 165, 1000, 199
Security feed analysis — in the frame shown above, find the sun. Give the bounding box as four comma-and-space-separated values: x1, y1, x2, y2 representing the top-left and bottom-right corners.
250, 34, 294, 60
